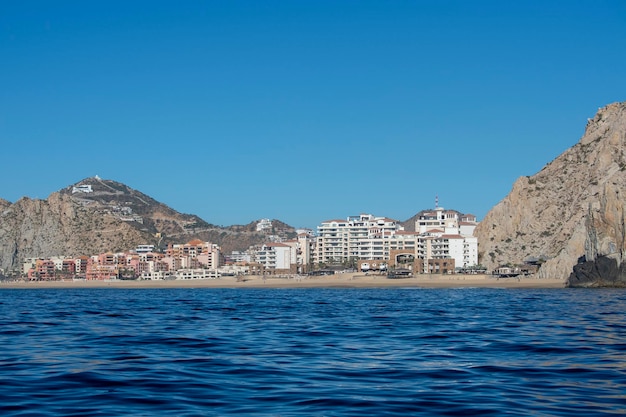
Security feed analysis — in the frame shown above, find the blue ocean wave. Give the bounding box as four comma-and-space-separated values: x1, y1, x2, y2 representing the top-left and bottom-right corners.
0, 288, 625, 416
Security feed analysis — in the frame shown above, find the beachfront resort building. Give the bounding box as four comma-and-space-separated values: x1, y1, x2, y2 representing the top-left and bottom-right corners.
251, 233, 315, 275
313, 214, 400, 264
23, 239, 223, 281
311, 208, 478, 273
165, 239, 221, 270
254, 243, 293, 274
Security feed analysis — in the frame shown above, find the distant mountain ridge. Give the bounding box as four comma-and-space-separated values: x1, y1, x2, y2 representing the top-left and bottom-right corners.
0, 177, 297, 273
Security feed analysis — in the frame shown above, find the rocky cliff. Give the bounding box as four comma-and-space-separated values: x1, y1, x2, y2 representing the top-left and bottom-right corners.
0, 191, 150, 273
474, 102, 626, 286
0, 177, 295, 274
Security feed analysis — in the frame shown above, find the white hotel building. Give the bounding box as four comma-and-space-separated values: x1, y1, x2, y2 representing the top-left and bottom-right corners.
313, 214, 400, 264
312, 209, 478, 272
254, 243, 294, 273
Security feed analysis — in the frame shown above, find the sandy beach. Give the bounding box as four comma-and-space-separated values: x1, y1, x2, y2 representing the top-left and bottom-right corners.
0, 273, 566, 289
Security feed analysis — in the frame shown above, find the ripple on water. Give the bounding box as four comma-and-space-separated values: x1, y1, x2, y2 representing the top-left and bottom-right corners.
0, 288, 625, 416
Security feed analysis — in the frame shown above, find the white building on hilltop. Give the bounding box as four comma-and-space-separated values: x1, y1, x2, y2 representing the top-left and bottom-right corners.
72, 184, 93, 193
256, 218, 272, 232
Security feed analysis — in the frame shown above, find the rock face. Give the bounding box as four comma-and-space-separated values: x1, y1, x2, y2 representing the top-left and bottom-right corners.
0, 177, 295, 274
474, 102, 626, 286
0, 190, 150, 273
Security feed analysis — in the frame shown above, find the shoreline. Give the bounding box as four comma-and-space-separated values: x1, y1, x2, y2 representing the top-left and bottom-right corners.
0, 273, 566, 289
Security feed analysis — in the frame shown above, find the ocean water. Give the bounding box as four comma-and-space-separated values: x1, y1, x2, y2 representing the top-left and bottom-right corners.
0, 288, 625, 416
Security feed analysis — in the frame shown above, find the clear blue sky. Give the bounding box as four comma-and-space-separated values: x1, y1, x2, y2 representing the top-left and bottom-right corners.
2, 1, 625, 229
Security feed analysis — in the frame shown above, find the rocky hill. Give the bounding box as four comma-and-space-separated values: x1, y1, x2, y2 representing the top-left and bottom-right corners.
0, 177, 296, 274
474, 102, 626, 286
